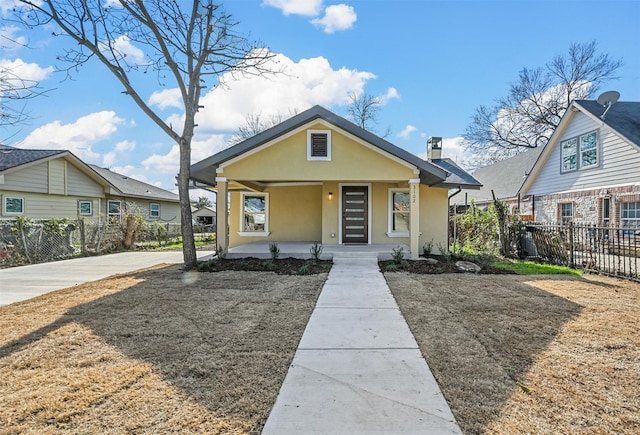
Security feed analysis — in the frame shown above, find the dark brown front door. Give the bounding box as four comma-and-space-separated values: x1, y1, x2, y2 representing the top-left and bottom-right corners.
342, 186, 368, 244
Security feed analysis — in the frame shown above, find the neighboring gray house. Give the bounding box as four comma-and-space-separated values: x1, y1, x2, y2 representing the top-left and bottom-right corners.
192, 206, 216, 229
0, 145, 180, 224
461, 98, 640, 228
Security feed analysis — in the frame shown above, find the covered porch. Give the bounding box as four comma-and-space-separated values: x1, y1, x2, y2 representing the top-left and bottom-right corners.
221, 241, 412, 261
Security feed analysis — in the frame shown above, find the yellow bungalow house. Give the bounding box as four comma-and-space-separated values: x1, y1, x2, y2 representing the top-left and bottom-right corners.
190, 106, 480, 259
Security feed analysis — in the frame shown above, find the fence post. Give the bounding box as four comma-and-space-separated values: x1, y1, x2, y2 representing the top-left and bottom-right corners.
79, 219, 86, 255
568, 221, 575, 267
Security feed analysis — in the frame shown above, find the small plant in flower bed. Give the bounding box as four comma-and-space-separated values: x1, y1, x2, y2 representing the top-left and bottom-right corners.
198, 257, 332, 275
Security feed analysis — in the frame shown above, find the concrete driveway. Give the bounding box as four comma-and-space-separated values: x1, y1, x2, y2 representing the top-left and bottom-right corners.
0, 251, 214, 306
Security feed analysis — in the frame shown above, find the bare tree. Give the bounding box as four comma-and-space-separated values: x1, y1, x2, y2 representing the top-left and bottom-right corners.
0, 66, 43, 130
229, 109, 299, 145
464, 41, 622, 167
14, 0, 276, 269
346, 92, 390, 137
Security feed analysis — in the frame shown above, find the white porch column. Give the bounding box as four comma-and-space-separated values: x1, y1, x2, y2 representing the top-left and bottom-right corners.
409, 178, 421, 260
216, 177, 229, 254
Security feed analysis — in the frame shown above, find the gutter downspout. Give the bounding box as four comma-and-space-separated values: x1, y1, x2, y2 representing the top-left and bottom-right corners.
448, 187, 462, 254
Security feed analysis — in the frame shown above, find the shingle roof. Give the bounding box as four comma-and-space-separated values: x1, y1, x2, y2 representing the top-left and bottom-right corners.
574, 100, 640, 148
461, 146, 544, 203
89, 165, 179, 202
0, 147, 67, 172
191, 105, 479, 188
432, 158, 482, 189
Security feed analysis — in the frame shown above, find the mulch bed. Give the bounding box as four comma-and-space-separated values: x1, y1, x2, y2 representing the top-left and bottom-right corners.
378, 256, 515, 274
199, 257, 333, 275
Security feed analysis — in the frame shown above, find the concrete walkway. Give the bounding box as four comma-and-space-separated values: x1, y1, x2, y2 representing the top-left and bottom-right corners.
262, 252, 462, 434
0, 251, 213, 306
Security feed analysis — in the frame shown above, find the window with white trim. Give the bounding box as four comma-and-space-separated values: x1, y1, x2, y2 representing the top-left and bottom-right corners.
621, 201, 640, 229
388, 189, 410, 236
150, 203, 160, 218
561, 130, 598, 172
307, 130, 331, 160
3, 196, 24, 215
108, 200, 122, 224
240, 193, 269, 235
78, 200, 93, 216
559, 203, 573, 224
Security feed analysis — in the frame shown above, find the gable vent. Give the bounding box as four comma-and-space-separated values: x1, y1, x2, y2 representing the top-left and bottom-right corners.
311, 133, 328, 157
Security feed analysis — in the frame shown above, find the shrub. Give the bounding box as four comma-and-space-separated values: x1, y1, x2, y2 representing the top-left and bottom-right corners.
269, 242, 280, 260
298, 264, 311, 275
391, 245, 405, 264
422, 239, 434, 257
310, 242, 323, 262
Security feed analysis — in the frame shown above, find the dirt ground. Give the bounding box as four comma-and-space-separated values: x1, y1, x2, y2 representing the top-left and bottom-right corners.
0, 265, 326, 434
386, 272, 640, 434
1, 261, 638, 434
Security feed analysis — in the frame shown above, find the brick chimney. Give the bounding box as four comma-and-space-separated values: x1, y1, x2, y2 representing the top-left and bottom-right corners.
427, 137, 442, 160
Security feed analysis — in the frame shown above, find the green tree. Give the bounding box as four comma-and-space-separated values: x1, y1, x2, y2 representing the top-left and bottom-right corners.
192, 196, 213, 209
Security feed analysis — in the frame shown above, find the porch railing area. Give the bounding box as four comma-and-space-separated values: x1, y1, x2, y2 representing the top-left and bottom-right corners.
522, 222, 639, 281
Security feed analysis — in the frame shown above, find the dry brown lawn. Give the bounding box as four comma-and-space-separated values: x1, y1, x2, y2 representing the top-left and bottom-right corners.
0, 264, 326, 434
387, 272, 640, 434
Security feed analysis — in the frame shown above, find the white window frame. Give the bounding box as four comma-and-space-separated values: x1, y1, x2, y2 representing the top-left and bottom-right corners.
561, 130, 598, 173
150, 203, 160, 219
78, 200, 93, 216
239, 192, 270, 237
3, 196, 24, 215
621, 201, 640, 229
387, 188, 410, 237
108, 200, 122, 224
307, 130, 331, 161
560, 202, 573, 224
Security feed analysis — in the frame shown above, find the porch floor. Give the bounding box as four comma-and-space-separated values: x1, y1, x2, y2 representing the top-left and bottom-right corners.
224, 242, 411, 261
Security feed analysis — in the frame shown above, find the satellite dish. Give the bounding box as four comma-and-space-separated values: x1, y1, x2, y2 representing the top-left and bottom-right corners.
597, 90, 620, 107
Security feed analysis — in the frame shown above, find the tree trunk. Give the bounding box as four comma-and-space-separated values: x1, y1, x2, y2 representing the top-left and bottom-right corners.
179, 136, 197, 270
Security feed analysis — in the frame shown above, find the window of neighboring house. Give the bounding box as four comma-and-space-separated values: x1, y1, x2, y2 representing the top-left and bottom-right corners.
3, 196, 24, 215
580, 131, 598, 168
78, 200, 93, 216
240, 193, 269, 235
601, 197, 610, 226
561, 138, 577, 172
108, 200, 122, 224
150, 203, 160, 218
559, 203, 573, 224
307, 130, 331, 160
561, 130, 598, 173
621, 201, 640, 229
388, 189, 410, 236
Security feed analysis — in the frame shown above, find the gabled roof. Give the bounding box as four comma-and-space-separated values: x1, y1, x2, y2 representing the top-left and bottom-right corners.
461, 147, 544, 203
191, 105, 480, 188
573, 100, 640, 148
432, 158, 483, 189
0, 147, 67, 172
89, 165, 179, 202
520, 98, 640, 193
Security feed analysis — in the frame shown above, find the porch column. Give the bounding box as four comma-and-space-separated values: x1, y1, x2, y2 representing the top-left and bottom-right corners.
409, 178, 421, 260
216, 177, 229, 254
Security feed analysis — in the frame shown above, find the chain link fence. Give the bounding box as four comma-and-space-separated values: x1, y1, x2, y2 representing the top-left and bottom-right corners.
0, 218, 212, 268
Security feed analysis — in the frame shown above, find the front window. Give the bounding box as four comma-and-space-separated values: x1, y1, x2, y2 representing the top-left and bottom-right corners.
241, 193, 268, 234
621, 202, 640, 229
78, 200, 93, 216
3, 196, 24, 215
560, 203, 573, 224
388, 189, 410, 236
561, 130, 598, 172
108, 200, 121, 224
150, 203, 160, 218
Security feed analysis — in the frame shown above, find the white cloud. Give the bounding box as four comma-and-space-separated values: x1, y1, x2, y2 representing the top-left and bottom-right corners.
416, 136, 473, 170
111, 34, 145, 64
311, 4, 357, 33
381, 87, 400, 103
398, 125, 417, 139
102, 140, 136, 167
195, 52, 375, 132
262, 0, 323, 16
18, 111, 125, 162
0, 58, 53, 82
0, 25, 28, 49
148, 88, 183, 110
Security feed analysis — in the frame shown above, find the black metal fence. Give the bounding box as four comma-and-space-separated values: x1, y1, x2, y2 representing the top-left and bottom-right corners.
523, 222, 639, 281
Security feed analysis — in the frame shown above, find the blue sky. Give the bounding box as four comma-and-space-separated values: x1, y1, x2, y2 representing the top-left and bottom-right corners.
1, 0, 639, 199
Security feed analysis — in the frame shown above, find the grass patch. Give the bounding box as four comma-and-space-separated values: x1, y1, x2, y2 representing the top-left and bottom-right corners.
492, 259, 581, 275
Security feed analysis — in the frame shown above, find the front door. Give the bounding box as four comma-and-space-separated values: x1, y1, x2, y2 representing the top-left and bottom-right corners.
341, 186, 368, 244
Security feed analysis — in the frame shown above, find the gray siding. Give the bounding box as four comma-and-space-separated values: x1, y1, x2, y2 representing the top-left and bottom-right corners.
0, 190, 101, 221
49, 159, 65, 195
67, 164, 104, 196
527, 112, 640, 195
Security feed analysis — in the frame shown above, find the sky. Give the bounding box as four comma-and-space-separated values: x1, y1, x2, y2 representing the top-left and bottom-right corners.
1, 0, 639, 200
